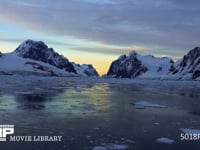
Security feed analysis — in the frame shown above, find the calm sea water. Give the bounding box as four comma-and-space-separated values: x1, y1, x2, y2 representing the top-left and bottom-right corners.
0, 76, 200, 150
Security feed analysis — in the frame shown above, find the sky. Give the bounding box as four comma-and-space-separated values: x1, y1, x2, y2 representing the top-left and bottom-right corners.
0, 0, 200, 75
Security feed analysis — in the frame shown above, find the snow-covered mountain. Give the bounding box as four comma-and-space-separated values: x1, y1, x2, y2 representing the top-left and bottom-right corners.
168, 47, 200, 80
0, 40, 99, 77
107, 48, 200, 80
72, 63, 99, 77
13, 40, 76, 73
107, 51, 174, 79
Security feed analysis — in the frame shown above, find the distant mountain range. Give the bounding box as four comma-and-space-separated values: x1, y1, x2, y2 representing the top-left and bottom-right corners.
0, 40, 200, 80
107, 47, 200, 80
0, 40, 99, 77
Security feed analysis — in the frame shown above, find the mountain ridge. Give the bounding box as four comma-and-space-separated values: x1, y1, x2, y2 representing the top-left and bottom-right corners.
0, 40, 99, 77
107, 47, 200, 80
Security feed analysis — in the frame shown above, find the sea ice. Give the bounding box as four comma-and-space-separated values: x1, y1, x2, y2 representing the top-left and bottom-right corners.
14, 91, 33, 95
180, 128, 200, 134
156, 137, 174, 144
132, 101, 167, 109
103, 143, 128, 150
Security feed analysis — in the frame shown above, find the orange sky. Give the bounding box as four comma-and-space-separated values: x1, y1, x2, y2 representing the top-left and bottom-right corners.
66, 51, 117, 75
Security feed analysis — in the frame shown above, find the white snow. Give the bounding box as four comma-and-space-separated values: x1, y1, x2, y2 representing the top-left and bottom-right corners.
123, 51, 174, 79
167, 58, 194, 80
154, 122, 160, 125
0, 53, 77, 77
72, 63, 98, 77
72, 63, 89, 77
136, 53, 173, 79
133, 101, 167, 109
111, 50, 200, 80
156, 137, 174, 144
167, 48, 200, 80
180, 128, 200, 134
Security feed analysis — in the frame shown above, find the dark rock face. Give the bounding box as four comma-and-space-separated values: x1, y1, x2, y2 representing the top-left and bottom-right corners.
179, 47, 200, 71
192, 70, 200, 79
107, 52, 148, 78
171, 47, 200, 79
13, 40, 76, 73
0, 51, 4, 57
0, 71, 13, 75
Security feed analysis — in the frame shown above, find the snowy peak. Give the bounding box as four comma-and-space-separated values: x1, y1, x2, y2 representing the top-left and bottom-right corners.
13, 40, 76, 73
0, 40, 99, 77
72, 63, 99, 77
14, 40, 48, 55
108, 47, 200, 80
107, 51, 148, 78
126, 50, 138, 57
107, 51, 174, 79
170, 47, 200, 80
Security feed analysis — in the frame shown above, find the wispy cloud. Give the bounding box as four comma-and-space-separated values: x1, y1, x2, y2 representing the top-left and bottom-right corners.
70, 46, 147, 55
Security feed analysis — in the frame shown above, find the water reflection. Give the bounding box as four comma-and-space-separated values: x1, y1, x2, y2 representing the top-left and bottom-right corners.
1, 82, 112, 116
46, 83, 112, 116
15, 94, 47, 110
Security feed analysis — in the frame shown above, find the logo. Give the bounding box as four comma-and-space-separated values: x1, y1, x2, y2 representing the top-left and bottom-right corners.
0, 125, 14, 141
0, 124, 62, 142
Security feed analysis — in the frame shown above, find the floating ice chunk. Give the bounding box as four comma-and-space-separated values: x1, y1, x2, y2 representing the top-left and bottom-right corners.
103, 143, 128, 150
34, 87, 42, 90
93, 146, 107, 150
156, 137, 174, 144
154, 122, 160, 125
125, 139, 135, 143
132, 101, 167, 109
93, 127, 100, 130
180, 128, 200, 134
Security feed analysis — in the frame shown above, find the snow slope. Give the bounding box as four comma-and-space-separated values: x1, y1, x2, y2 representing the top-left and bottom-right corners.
135, 52, 173, 79
168, 47, 200, 80
0, 53, 76, 76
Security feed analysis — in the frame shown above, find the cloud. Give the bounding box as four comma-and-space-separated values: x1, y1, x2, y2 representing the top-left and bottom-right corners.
70, 46, 147, 55
0, 37, 74, 48
0, 37, 25, 43
0, 0, 199, 56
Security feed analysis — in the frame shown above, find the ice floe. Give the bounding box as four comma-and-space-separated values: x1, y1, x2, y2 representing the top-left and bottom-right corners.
103, 143, 128, 150
132, 101, 167, 109
156, 137, 174, 144
180, 128, 200, 134
14, 91, 33, 95
93, 143, 128, 150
